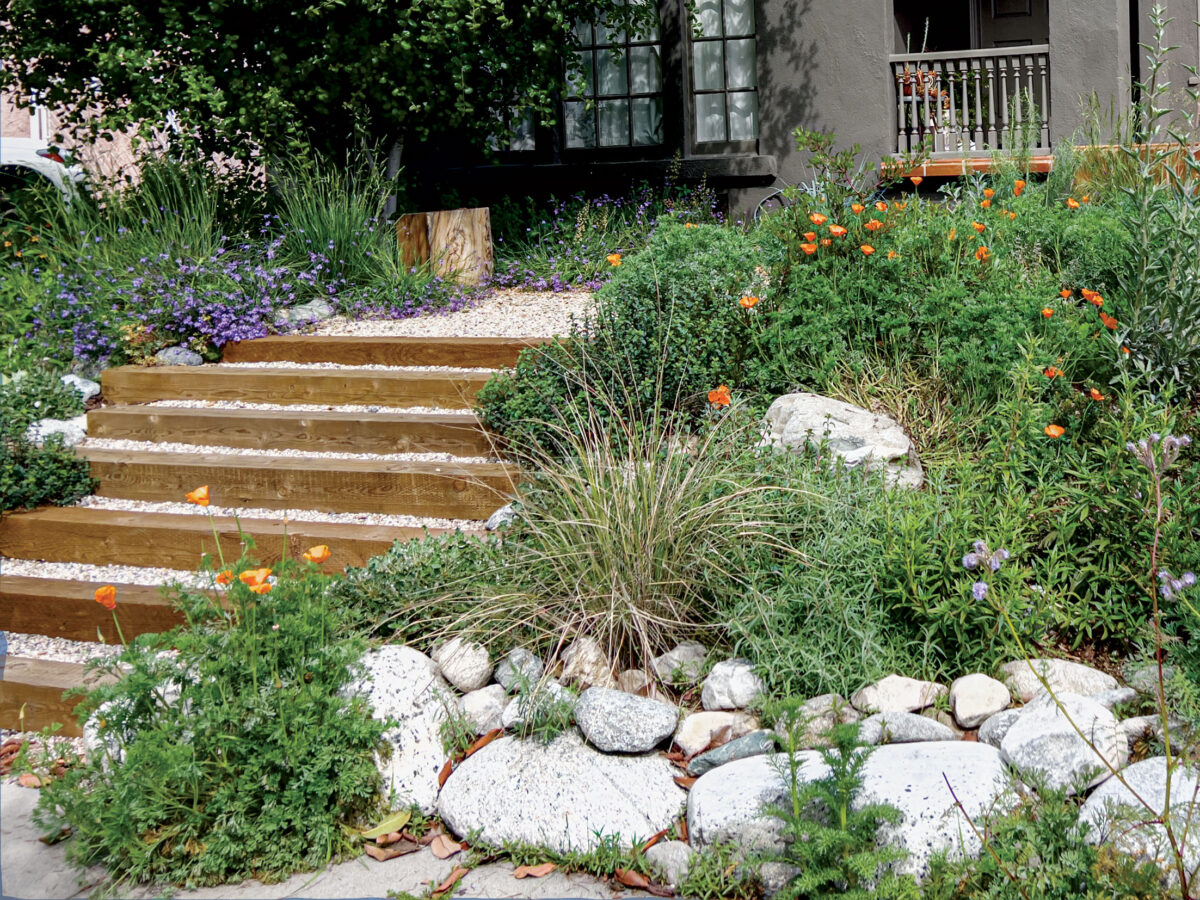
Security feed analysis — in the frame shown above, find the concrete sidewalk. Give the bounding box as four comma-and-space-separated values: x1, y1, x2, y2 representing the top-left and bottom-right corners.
1, 784, 641, 900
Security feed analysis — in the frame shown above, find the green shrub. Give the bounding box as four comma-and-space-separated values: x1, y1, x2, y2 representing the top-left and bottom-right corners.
35, 552, 387, 888
0, 369, 92, 512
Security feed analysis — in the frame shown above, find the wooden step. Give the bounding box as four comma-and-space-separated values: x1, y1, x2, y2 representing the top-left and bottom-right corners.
0, 507, 462, 572
0, 576, 184, 643
0, 657, 117, 736
222, 335, 548, 368
102, 365, 492, 409
88, 406, 496, 456
83, 448, 516, 518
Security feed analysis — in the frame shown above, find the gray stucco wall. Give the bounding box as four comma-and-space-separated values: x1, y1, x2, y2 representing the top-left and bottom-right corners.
1136, 0, 1200, 129
1049, 0, 1131, 143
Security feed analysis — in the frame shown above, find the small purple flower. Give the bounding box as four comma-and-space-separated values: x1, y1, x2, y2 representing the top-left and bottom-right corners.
972, 581, 989, 601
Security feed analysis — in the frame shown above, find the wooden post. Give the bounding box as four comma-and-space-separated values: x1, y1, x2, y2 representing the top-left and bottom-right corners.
395, 207, 493, 285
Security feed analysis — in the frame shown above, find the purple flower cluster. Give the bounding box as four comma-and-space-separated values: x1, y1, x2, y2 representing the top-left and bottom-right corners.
963, 539, 1010, 603
1127, 433, 1192, 473
1159, 570, 1197, 600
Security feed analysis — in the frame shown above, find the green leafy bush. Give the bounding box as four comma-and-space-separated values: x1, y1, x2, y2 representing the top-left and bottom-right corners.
35, 552, 387, 889
0, 369, 92, 512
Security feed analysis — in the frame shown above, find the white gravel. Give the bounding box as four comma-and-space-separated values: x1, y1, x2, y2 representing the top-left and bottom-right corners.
81, 437, 496, 465
0, 732, 86, 768
0, 557, 204, 588
142, 399, 477, 416
74, 495, 485, 532
216, 361, 495, 374
4, 631, 123, 665
314, 288, 594, 338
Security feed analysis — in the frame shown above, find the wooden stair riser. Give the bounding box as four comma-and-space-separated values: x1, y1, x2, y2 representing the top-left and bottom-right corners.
0, 658, 116, 736
0, 577, 184, 643
101, 366, 491, 409
84, 449, 516, 518
0, 508, 456, 572
222, 335, 547, 368
88, 407, 495, 456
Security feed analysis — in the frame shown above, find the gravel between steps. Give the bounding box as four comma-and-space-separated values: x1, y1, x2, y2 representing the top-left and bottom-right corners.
314, 288, 594, 338
4, 631, 123, 665
82, 437, 496, 465
74, 495, 486, 531
0, 557, 205, 588
216, 361, 495, 374
143, 399, 478, 416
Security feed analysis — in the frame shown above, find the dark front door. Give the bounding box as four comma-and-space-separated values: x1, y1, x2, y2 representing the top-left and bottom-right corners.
977, 0, 1049, 47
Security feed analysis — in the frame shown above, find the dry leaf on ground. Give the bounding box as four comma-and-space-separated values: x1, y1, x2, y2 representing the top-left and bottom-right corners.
464, 728, 503, 759
513, 862, 557, 879
430, 834, 463, 859
433, 865, 470, 896
673, 775, 697, 789
438, 757, 455, 788
364, 840, 421, 862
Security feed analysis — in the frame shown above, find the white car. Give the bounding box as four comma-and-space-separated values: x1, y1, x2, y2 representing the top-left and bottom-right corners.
1, 138, 85, 206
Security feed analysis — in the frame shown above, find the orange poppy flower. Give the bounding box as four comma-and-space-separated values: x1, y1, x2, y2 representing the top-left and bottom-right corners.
820, 238, 833, 247
1044, 366, 1063, 378
972, 221, 985, 233
1014, 179, 1026, 196
1067, 198, 1080, 209
94, 585, 117, 610
1081, 194, 1091, 203
1044, 424, 1065, 438
1059, 289, 1072, 298
851, 203, 865, 214
1006, 210, 1017, 220
1042, 308, 1054, 319
865, 219, 883, 231
739, 295, 760, 309
803, 231, 817, 242
1121, 346, 1131, 355
910, 175, 923, 186
895, 202, 908, 209
980, 199, 992, 209
809, 212, 828, 226
1080, 288, 1097, 301
875, 201, 889, 212
828, 224, 848, 237
887, 249, 899, 260
983, 188, 995, 198
860, 244, 876, 256
303, 545, 332, 564
947, 228, 957, 241
975, 245, 991, 262
707, 385, 732, 407
1100, 312, 1119, 329
684, 223, 697, 229
186, 485, 210, 506
239, 567, 273, 587
1089, 294, 1104, 308
800, 242, 818, 255
215, 570, 233, 586
606, 253, 622, 266
1089, 387, 1106, 401
249, 582, 273, 595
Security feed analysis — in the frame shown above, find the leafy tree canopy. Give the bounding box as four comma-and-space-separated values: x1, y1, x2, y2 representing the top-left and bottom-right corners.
0, 0, 655, 159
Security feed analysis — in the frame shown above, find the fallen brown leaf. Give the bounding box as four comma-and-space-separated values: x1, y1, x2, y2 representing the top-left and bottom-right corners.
513, 862, 557, 879
432, 865, 470, 896
615, 868, 652, 888
376, 831, 404, 847
17, 773, 42, 788
364, 840, 420, 862
640, 827, 668, 853
962, 731, 979, 742
464, 728, 502, 759
438, 758, 454, 789
663, 751, 686, 762
678, 817, 688, 843
430, 834, 463, 859
703, 725, 733, 753
673, 775, 697, 790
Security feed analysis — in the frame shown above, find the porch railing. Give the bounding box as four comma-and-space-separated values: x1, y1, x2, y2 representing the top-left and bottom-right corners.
889, 46, 1051, 156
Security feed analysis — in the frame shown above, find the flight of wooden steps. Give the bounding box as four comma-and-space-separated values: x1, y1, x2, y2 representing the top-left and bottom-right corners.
0, 334, 546, 735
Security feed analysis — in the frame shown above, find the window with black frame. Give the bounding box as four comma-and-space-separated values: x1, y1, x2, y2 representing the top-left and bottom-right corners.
563, 15, 665, 149
689, 0, 758, 147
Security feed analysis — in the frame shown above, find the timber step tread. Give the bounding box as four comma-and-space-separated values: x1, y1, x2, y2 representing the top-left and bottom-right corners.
83, 447, 517, 517
222, 335, 550, 368
0, 506, 467, 571
0, 576, 184, 643
88, 406, 495, 456
102, 365, 492, 409
0, 656, 118, 737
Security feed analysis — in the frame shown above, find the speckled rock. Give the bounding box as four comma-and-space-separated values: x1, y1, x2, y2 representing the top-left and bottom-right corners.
1000, 692, 1125, 793
1000, 658, 1117, 703
1090, 687, 1138, 710
155, 345, 203, 366
433, 637, 492, 693
561, 637, 617, 689
701, 659, 764, 710
459, 684, 507, 734
276, 298, 335, 327
852, 674, 947, 714
501, 679, 575, 731
484, 502, 518, 531
950, 673, 1011, 729
574, 688, 678, 753
774, 693, 861, 749
651, 642, 708, 685
858, 711, 957, 745
25, 415, 87, 447
675, 711, 759, 757
60, 374, 100, 400
978, 709, 1022, 748
494, 648, 543, 691
645, 841, 695, 888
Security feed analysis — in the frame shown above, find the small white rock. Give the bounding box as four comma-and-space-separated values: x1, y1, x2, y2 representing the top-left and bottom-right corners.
494, 648, 544, 691
851, 674, 947, 714
700, 659, 763, 711
459, 684, 508, 734
433, 637, 493, 693
999, 658, 1117, 703
950, 673, 1011, 729
651, 642, 708, 684
674, 711, 759, 757
60, 374, 100, 401
25, 414, 87, 447
560, 636, 617, 689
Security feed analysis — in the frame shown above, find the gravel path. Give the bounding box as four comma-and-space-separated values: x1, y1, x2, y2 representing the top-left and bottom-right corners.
82, 437, 496, 465
0, 557, 204, 587
74, 495, 485, 532
314, 288, 593, 338
144, 399, 477, 416
4, 632, 122, 665
216, 361, 495, 374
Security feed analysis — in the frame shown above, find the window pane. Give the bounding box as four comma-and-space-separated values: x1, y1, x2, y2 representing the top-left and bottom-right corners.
597, 18, 626, 45
695, 93, 727, 142
573, 20, 594, 45
597, 48, 628, 96
509, 110, 536, 151
629, 45, 661, 93
695, 0, 723, 37
725, 39, 757, 89
724, 0, 755, 36
598, 99, 631, 146
728, 91, 758, 140
564, 101, 596, 148
693, 41, 724, 91
632, 97, 663, 145
567, 51, 594, 98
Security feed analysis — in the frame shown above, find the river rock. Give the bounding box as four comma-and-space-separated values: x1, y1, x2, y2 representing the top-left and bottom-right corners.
1000, 692, 1125, 793
25, 415, 87, 447
645, 841, 695, 888
432, 637, 492, 693
701, 659, 763, 710
459, 684, 507, 734
276, 297, 335, 327
774, 693, 861, 749
651, 642, 708, 684
675, 711, 760, 757
561, 637, 617, 689
574, 687, 678, 753
999, 658, 1117, 703
438, 731, 687, 852
922, 708, 965, 739
344, 645, 451, 814
760, 392, 923, 489
852, 674, 947, 714
494, 648, 543, 691
616, 668, 661, 698
60, 373, 100, 400
155, 345, 203, 366
687, 730, 776, 776
858, 711, 956, 745
978, 709, 1021, 748
485, 502, 518, 531
950, 673, 1011, 729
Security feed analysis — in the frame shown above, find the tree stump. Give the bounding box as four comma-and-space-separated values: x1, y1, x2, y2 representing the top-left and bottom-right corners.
396, 208, 493, 285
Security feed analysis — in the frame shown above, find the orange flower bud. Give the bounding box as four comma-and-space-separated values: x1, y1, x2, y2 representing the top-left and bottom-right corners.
875, 201, 889, 212
707, 385, 731, 407
606, 253, 622, 267
865, 219, 883, 232
910, 175, 923, 186
94, 585, 117, 610
800, 242, 818, 255
249, 582, 273, 595
828, 224, 848, 237
851, 203, 865, 213
972, 222, 985, 233
215, 570, 233, 586
239, 568, 273, 587
983, 188, 995, 198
